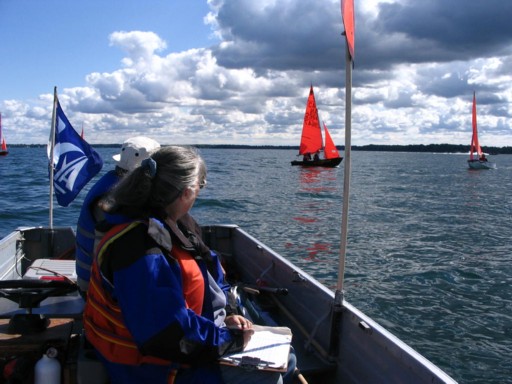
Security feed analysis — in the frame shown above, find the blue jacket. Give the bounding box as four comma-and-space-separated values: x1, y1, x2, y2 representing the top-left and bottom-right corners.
75, 170, 120, 292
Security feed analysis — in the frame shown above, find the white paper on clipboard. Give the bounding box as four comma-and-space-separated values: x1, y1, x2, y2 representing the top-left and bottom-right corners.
219, 325, 292, 372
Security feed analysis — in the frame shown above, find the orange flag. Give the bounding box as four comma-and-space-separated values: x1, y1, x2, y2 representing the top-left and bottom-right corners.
341, 0, 355, 60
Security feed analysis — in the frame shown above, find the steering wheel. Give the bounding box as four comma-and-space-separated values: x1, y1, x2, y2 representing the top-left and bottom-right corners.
0, 279, 78, 334
0, 279, 78, 309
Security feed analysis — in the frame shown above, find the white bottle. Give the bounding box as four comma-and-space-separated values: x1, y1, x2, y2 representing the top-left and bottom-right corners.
34, 347, 61, 384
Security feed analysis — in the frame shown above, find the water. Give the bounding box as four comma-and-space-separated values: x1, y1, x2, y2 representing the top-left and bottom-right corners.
1, 147, 511, 383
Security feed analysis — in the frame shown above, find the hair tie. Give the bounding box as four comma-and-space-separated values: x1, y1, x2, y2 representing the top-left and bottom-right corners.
141, 157, 157, 178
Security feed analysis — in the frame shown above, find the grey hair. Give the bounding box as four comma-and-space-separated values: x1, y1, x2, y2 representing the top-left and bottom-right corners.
102, 145, 206, 220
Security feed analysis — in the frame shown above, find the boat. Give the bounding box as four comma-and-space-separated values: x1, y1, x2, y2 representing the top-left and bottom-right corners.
467, 92, 496, 170
291, 86, 343, 168
0, 2, 457, 382
0, 113, 8, 156
0, 225, 457, 383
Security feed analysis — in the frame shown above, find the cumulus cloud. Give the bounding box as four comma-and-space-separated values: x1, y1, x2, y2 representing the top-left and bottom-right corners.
2, 0, 512, 146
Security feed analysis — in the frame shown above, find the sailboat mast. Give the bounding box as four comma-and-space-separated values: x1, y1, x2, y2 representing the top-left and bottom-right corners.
316, 101, 323, 151
472, 92, 481, 157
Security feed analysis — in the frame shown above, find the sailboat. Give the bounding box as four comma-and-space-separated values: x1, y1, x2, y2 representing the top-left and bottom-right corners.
0, 113, 8, 156
291, 86, 343, 167
467, 92, 496, 169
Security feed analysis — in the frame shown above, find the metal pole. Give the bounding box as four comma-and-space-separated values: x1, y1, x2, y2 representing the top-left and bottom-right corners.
329, 44, 353, 358
336, 45, 353, 298
49, 87, 58, 228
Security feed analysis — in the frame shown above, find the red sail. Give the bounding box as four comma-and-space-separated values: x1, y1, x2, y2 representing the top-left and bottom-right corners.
469, 92, 482, 160
299, 86, 323, 155
341, 0, 355, 60
323, 122, 340, 159
0, 113, 6, 154
0, 113, 7, 155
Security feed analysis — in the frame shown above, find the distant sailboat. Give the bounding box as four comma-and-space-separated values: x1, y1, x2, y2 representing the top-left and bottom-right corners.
0, 113, 8, 156
467, 92, 496, 170
291, 86, 343, 167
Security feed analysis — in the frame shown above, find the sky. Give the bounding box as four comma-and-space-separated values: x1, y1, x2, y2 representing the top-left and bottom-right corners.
1, 0, 511, 147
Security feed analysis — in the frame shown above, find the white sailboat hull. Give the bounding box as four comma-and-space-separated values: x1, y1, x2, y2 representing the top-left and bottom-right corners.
468, 159, 497, 169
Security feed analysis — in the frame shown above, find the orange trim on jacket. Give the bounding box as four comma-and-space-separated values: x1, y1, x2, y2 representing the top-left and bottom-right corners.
172, 245, 205, 315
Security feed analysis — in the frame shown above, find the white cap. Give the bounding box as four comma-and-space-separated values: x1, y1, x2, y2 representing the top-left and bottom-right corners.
112, 136, 161, 171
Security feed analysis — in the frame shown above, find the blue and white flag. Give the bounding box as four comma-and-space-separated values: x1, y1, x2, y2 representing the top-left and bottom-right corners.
49, 101, 103, 207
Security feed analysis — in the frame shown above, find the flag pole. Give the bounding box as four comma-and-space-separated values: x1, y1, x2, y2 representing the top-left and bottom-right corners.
335, 0, 355, 302
336, 44, 352, 299
329, 0, 354, 357
49, 86, 58, 228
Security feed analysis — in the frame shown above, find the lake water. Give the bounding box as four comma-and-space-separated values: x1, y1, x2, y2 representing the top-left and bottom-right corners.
1, 146, 511, 383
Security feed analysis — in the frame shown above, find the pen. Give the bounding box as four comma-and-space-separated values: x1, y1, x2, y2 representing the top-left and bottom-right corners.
224, 356, 275, 368
226, 325, 253, 331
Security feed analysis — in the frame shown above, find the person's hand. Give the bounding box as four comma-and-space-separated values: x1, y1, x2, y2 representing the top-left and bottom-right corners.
225, 315, 253, 330
226, 315, 254, 349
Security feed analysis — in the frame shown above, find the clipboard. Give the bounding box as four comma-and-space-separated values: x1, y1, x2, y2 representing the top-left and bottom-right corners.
219, 325, 292, 372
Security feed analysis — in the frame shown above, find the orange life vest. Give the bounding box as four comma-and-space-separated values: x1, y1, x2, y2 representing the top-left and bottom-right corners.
84, 222, 175, 368
84, 219, 210, 364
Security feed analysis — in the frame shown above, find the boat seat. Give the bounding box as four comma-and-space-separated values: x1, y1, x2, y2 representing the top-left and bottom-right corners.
23, 259, 77, 282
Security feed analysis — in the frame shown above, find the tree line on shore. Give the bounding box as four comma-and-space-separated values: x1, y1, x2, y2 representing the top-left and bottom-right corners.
11, 143, 512, 154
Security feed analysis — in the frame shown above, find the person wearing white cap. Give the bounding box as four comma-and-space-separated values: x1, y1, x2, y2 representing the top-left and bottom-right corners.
112, 136, 161, 173
75, 136, 161, 295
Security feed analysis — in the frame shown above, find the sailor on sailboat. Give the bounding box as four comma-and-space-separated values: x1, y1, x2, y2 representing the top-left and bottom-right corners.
291, 86, 343, 167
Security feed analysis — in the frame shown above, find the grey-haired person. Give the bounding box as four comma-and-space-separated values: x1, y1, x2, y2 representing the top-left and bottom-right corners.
83, 145, 285, 384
